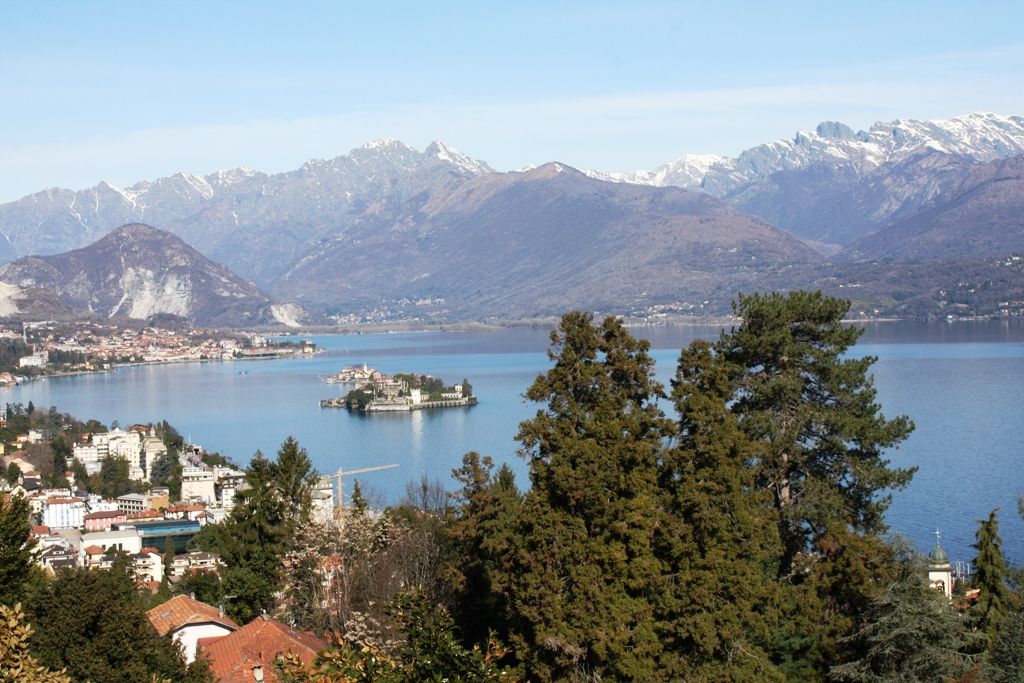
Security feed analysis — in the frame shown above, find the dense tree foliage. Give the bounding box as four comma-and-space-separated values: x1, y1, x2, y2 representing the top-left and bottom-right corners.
829, 552, 976, 682
985, 607, 1024, 683
0, 495, 35, 607
655, 340, 784, 681
25, 562, 211, 683
275, 592, 512, 683
715, 291, 915, 575
446, 452, 520, 649
500, 312, 673, 680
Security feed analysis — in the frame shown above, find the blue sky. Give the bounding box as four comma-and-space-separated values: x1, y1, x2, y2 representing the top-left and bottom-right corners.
2, 1, 1023, 201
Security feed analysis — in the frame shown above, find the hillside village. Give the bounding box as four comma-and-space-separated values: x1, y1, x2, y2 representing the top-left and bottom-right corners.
0, 404, 343, 681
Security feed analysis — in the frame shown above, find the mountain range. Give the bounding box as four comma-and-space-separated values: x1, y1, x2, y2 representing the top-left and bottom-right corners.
2, 112, 1024, 323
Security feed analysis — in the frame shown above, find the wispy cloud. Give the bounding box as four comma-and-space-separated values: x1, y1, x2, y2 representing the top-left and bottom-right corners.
2, 59, 1023, 202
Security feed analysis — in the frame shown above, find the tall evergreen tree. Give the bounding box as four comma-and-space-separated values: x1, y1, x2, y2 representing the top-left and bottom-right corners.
0, 494, 35, 607
829, 552, 976, 683
192, 452, 288, 623
712, 292, 916, 676
972, 509, 1010, 643
447, 452, 521, 648
715, 291, 915, 576
655, 340, 783, 681
501, 312, 673, 681
272, 436, 317, 525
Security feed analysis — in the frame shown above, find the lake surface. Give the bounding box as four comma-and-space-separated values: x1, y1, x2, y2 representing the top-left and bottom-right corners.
8, 320, 1024, 565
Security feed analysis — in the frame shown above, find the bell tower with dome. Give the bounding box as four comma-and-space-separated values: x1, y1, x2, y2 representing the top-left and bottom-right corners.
927, 530, 953, 599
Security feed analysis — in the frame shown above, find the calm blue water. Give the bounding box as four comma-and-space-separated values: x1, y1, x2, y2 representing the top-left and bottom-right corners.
7, 321, 1024, 565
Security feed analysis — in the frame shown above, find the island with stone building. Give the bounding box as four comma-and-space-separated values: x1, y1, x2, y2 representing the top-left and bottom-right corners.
319, 372, 476, 412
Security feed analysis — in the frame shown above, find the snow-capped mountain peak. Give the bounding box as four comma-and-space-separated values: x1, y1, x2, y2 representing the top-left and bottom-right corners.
424, 139, 493, 175
590, 111, 1024, 195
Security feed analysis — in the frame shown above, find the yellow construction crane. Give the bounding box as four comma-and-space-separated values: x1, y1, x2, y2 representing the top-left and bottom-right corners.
325, 464, 399, 524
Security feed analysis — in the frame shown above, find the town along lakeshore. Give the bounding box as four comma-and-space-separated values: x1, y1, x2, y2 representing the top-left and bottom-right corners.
5, 321, 1024, 565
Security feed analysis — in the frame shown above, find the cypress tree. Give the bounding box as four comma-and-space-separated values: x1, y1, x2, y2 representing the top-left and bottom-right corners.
0, 494, 35, 607
972, 509, 1010, 643
502, 312, 673, 681
447, 452, 521, 647
655, 340, 783, 681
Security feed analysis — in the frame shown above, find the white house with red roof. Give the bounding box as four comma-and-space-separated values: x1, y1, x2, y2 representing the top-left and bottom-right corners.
147, 594, 239, 665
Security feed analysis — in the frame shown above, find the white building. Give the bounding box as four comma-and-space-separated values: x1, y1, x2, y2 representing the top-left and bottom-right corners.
80, 529, 143, 565
133, 548, 164, 584
181, 466, 216, 503
927, 532, 954, 600
18, 351, 48, 368
117, 493, 150, 514
141, 437, 167, 482
74, 428, 144, 476
311, 475, 335, 525
42, 497, 85, 530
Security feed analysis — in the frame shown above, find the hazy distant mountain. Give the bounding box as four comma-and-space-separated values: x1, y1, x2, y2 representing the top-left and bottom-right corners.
3, 114, 1024, 322
0, 224, 306, 327
0, 140, 492, 283
273, 163, 822, 318
841, 154, 1024, 261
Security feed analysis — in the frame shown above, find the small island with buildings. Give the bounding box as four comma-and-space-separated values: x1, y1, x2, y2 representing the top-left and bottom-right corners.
320, 371, 476, 412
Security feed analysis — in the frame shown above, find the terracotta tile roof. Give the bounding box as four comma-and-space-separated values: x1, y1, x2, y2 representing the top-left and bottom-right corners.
147, 594, 239, 637
30, 525, 51, 536
167, 503, 205, 513
199, 615, 324, 683
128, 509, 162, 520
84, 545, 104, 555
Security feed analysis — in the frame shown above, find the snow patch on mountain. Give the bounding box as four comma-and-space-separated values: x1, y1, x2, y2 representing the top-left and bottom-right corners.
590, 112, 1024, 195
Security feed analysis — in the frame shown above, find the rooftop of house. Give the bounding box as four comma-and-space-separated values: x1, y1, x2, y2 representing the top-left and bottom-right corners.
197, 615, 323, 683
147, 594, 239, 638
84, 509, 127, 520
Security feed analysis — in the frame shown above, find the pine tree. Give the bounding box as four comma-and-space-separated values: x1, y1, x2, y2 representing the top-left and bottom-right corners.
501, 312, 673, 681
712, 292, 916, 676
716, 291, 916, 576
972, 509, 1010, 643
0, 494, 35, 607
654, 340, 783, 681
